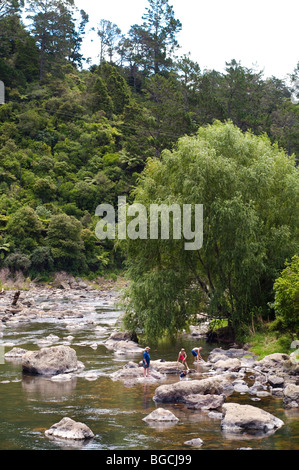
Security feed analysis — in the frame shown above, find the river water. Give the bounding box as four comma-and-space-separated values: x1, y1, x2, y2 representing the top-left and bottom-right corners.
0, 289, 298, 451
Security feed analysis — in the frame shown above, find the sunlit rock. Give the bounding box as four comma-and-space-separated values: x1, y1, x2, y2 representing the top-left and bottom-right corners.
221, 403, 284, 433
45, 417, 94, 440
22, 345, 80, 376
143, 408, 179, 423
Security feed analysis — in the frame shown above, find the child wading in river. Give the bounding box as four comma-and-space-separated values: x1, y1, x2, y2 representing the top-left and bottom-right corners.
177, 348, 189, 370
191, 346, 203, 363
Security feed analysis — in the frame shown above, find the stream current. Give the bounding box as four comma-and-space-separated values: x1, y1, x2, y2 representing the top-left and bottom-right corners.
0, 289, 298, 451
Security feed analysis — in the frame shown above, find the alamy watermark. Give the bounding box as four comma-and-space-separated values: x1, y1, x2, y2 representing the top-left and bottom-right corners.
95, 196, 203, 251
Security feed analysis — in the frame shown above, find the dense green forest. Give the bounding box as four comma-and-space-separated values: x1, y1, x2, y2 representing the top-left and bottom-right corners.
0, 0, 298, 341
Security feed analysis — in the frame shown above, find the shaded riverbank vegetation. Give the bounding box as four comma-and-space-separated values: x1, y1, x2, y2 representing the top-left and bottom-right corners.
0, 1, 298, 345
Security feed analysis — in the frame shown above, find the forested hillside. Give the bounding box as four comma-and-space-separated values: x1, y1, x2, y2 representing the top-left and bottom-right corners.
0, 1, 298, 340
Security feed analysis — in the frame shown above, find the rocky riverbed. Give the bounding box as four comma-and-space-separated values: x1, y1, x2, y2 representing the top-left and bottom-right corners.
0, 283, 299, 449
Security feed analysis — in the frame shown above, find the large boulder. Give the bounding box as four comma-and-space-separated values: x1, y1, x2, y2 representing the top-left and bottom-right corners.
45, 417, 94, 440
257, 353, 293, 372
221, 403, 284, 433
154, 375, 234, 403
22, 345, 80, 376
111, 340, 144, 355
104, 332, 143, 355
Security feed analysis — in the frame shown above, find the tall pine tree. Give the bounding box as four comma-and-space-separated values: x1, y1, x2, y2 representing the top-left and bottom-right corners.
126, 0, 181, 76
26, 0, 88, 80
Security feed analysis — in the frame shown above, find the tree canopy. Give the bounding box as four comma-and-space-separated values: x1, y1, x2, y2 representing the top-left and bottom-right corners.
122, 121, 299, 340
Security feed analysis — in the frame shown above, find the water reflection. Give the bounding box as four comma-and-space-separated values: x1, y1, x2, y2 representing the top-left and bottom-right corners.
21, 374, 77, 399
142, 383, 153, 409
221, 428, 281, 440
0, 294, 299, 450
145, 421, 179, 431
44, 434, 95, 450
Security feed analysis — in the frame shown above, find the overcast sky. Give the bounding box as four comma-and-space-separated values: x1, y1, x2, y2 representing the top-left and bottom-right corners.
74, 0, 298, 80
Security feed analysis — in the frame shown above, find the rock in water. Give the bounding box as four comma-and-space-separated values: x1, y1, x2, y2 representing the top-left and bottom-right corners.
143, 408, 179, 422
221, 403, 284, 433
45, 417, 94, 440
4, 347, 27, 359
149, 360, 185, 374
22, 345, 79, 376
184, 438, 203, 447
154, 375, 234, 403
110, 361, 164, 385
185, 393, 225, 410
283, 384, 299, 408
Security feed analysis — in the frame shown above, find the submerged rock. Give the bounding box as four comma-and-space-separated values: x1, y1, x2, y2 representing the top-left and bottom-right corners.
22, 345, 80, 376
45, 417, 94, 440
50, 373, 75, 382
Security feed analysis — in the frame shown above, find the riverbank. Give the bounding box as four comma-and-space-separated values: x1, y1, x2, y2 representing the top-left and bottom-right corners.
1, 279, 298, 398
0, 271, 125, 324
1, 274, 298, 363
0, 268, 296, 359
0, 267, 126, 292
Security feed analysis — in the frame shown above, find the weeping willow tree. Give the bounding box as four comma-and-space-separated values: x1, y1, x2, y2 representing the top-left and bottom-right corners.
121, 121, 299, 341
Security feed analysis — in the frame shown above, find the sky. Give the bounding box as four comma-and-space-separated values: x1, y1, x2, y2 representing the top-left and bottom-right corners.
74, 0, 298, 81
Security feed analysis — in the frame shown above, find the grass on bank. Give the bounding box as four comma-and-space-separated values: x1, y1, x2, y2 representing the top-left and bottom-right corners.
209, 318, 296, 359
242, 327, 297, 359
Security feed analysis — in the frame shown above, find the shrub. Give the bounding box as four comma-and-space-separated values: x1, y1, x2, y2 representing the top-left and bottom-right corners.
273, 255, 299, 337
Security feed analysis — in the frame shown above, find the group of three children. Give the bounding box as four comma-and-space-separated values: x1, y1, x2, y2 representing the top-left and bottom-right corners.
142, 346, 203, 376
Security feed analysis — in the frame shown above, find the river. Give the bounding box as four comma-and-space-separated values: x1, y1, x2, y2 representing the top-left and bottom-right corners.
0, 288, 298, 451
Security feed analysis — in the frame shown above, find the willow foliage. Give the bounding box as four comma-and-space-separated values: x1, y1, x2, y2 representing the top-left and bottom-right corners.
123, 121, 299, 340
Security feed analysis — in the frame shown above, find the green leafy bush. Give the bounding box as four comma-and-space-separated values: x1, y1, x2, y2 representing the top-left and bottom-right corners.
273, 255, 299, 337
